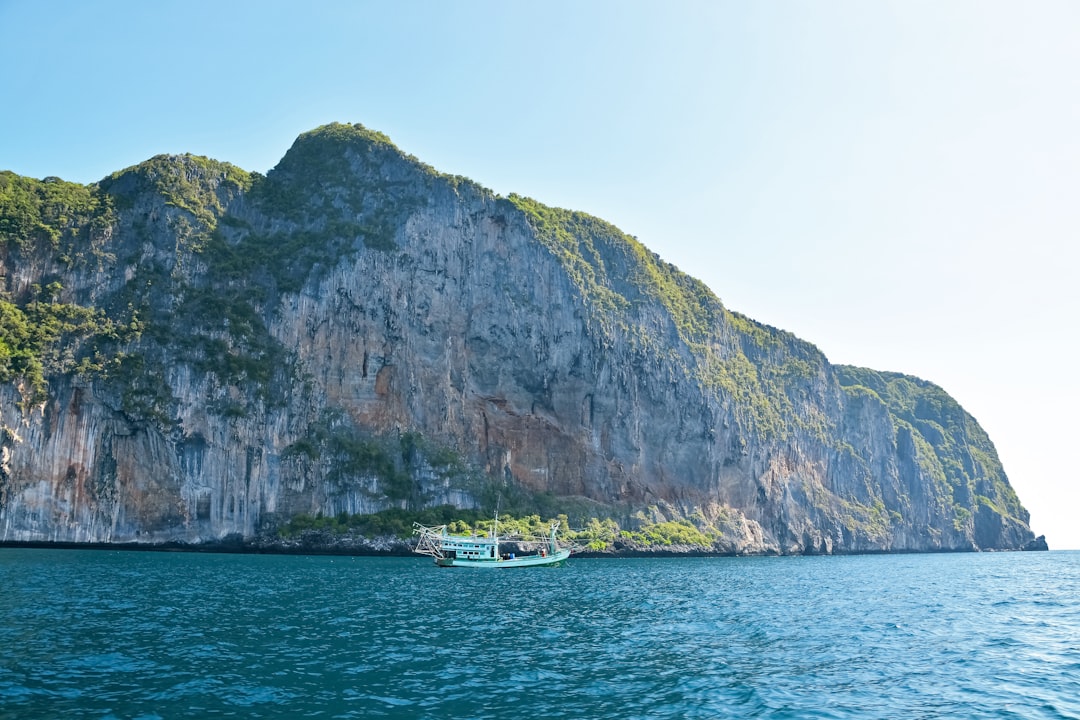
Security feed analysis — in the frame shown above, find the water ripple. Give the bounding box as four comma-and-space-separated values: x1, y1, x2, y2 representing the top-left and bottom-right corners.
1, 550, 1078, 719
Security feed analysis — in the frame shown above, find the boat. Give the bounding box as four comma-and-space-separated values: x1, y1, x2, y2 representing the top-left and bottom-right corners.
412, 515, 571, 568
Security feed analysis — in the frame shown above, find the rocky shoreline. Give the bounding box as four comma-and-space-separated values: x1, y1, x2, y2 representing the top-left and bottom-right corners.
0, 533, 1048, 558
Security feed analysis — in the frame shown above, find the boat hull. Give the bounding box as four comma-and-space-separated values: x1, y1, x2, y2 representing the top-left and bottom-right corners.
435, 549, 571, 568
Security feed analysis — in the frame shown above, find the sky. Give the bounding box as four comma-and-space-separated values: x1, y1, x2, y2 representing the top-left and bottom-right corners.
1, 0, 1077, 548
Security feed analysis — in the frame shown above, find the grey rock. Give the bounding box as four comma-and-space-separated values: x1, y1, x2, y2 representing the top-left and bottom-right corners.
0, 124, 1039, 553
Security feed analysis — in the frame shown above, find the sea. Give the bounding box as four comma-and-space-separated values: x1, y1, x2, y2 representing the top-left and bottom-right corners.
0, 548, 1077, 720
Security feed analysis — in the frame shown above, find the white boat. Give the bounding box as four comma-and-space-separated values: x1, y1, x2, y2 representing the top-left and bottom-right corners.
412, 516, 570, 568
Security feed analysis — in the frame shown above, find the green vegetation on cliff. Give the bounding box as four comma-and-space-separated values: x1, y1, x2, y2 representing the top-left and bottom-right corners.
837, 367, 1026, 529
249, 122, 428, 248
101, 154, 251, 230
0, 171, 115, 251
506, 193, 724, 341
0, 286, 117, 403
276, 506, 722, 552
507, 192, 829, 439
102, 154, 332, 410
283, 413, 484, 509
0, 173, 144, 404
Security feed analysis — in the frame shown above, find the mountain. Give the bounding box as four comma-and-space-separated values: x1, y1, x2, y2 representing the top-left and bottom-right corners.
0, 122, 1038, 553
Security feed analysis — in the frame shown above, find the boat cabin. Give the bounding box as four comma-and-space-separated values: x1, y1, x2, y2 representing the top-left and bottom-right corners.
440, 534, 497, 560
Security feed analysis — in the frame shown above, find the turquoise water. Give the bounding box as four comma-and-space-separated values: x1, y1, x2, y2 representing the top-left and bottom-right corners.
1, 549, 1077, 719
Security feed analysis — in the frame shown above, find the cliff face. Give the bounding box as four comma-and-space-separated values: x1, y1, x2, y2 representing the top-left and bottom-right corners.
0, 123, 1036, 552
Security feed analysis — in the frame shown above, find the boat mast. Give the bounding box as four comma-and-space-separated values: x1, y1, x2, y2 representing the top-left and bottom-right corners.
493, 494, 501, 558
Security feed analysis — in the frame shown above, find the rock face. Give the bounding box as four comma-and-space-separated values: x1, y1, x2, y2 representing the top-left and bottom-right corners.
0, 123, 1037, 552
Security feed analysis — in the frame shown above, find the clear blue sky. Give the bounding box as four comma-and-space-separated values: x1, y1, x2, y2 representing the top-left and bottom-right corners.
2, 0, 1077, 548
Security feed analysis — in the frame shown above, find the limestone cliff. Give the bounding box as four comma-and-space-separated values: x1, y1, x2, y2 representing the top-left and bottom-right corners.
0, 123, 1036, 552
